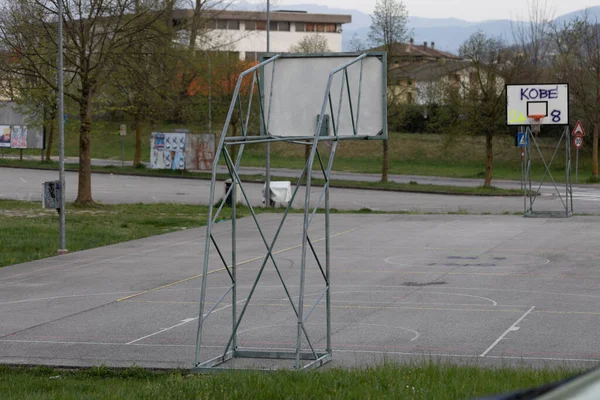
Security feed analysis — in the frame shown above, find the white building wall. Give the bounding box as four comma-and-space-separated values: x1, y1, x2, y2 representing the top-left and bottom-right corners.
202, 22, 343, 60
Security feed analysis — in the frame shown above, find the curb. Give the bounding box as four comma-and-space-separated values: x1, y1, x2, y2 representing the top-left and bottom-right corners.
0, 164, 524, 197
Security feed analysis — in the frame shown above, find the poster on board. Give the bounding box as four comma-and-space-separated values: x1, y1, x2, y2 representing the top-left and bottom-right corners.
10, 125, 27, 149
150, 132, 186, 170
185, 133, 215, 171
0, 125, 10, 148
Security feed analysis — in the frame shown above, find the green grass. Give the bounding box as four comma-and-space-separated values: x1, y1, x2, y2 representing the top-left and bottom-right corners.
0, 130, 587, 182
0, 159, 523, 196
0, 200, 252, 268
0, 363, 581, 399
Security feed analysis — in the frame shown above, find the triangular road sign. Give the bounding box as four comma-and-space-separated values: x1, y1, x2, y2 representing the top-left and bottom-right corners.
572, 120, 585, 137
519, 134, 526, 146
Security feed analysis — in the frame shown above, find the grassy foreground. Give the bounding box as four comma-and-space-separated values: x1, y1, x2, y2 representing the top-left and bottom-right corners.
0, 363, 579, 400
0, 200, 246, 268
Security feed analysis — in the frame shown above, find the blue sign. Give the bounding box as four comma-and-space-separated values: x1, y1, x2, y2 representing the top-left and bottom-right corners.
517, 132, 529, 147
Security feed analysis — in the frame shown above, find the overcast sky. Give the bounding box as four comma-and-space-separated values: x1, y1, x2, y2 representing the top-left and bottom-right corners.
267, 0, 595, 21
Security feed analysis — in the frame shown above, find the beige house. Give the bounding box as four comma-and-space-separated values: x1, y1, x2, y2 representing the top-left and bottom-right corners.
371, 40, 469, 105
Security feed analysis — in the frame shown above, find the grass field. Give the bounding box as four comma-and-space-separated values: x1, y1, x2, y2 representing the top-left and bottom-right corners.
0, 123, 588, 182
0, 200, 244, 268
0, 363, 580, 400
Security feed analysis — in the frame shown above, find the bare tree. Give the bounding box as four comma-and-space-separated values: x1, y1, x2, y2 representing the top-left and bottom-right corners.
0, 0, 166, 204
368, 0, 411, 182
552, 15, 600, 178
348, 33, 367, 52
289, 34, 330, 53
511, 0, 555, 83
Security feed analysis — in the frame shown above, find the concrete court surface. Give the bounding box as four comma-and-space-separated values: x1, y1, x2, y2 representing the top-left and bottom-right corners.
1, 213, 600, 370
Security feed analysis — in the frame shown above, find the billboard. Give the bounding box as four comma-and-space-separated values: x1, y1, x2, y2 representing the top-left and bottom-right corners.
0, 102, 44, 149
150, 132, 215, 171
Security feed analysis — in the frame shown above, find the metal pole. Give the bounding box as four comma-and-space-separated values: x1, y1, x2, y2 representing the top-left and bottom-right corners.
231, 164, 237, 352
121, 135, 125, 167
576, 147, 579, 184
265, 0, 271, 208
207, 51, 212, 134
58, 0, 67, 255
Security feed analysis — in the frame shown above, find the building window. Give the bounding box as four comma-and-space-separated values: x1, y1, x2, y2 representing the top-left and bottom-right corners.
323, 23, 336, 33
269, 21, 290, 31
245, 20, 256, 30
246, 20, 267, 30
217, 20, 228, 29
298, 23, 337, 33
228, 20, 239, 30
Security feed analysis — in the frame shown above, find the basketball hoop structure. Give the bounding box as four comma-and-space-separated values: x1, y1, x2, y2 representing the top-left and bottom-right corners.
529, 114, 545, 136
192, 52, 387, 372
506, 84, 573, 217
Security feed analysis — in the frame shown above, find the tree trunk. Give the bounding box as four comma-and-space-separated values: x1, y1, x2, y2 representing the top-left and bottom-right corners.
381, 139, 389, 183
133, 114, 143, 167
484, 133, 494, 187
75, 93, 94, 205
188, 0, 203, 51
593, 123, 599, 179
45, 120, 55, 162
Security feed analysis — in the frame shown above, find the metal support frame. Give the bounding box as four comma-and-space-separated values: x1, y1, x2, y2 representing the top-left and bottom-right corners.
522, 126, 573, 217
193, 53, 382, 372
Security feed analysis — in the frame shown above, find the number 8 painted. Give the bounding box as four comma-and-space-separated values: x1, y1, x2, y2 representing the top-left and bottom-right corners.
551, 110, 561, 123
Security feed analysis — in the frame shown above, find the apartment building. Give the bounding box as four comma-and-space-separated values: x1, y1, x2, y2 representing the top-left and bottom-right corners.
173, 9, 352, 61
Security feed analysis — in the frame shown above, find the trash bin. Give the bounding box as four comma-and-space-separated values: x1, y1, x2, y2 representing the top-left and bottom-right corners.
42, 180, 62, 210
224, 179, 241, 206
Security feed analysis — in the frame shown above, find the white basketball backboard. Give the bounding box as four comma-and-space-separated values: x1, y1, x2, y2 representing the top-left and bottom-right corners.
261, 53, 387, 139
506, 84, 569, 125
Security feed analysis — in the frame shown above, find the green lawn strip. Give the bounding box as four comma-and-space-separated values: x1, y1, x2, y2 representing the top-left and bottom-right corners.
0, 159, 523, 196
1, 131, 588, 182
0, 200, 252, 268
0, 363, 579, 400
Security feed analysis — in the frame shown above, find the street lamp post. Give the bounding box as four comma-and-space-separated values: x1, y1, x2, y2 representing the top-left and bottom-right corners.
58, 0, 67, 255
205, 51, 212, 134
265, 0, 271, 207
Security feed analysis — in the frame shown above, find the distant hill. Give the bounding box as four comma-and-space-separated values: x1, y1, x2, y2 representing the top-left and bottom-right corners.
231, 2, 600, 54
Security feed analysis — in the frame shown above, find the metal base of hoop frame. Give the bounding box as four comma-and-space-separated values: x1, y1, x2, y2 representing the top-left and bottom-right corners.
521, 124, 573, 218
192, 53, 385, 373
192, 350, 332, 373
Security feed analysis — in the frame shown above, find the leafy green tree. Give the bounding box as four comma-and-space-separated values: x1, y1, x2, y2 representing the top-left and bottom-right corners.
552, 16, 600, 179
0, 0, 165, 204
368, 0, 411, 182
446, 32, 510, 187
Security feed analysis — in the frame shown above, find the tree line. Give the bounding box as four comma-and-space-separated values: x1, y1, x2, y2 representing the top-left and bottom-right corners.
1, 0, 599, 204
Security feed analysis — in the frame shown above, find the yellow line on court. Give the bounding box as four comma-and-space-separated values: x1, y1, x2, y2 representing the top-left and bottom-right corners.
116, 228, 357, 302
251, 303, 524, 313
247, 303, 600, 316
336, 269, 600, 279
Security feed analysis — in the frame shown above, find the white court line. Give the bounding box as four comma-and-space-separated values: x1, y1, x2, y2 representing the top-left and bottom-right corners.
480, 306, 535, 357
0, 340, 598, 364
0, 236, 202, 288
19, 177, 27, 183
126, 298, 247, 345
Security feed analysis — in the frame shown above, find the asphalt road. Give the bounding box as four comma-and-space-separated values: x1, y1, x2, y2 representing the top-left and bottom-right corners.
2, 167, 600, 215
1, 214, 599, 370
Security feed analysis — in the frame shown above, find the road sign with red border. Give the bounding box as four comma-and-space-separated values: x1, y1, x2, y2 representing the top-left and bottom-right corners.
572, 120, 585, 137
574, 136, 584, 149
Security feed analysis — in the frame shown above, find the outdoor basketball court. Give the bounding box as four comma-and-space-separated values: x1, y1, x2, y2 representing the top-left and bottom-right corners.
1, 213, 600, 370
